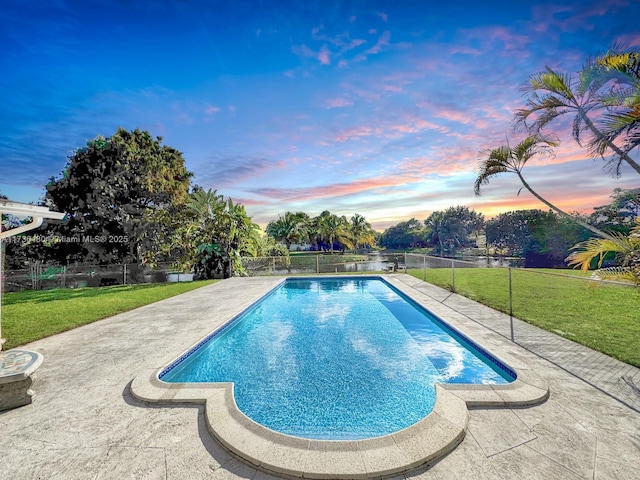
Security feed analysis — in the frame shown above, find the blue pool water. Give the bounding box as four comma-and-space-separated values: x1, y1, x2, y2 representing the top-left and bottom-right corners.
161, 278, 514, 439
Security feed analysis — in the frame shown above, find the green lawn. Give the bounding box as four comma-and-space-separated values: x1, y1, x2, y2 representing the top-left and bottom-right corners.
1, 280, 216, 350
408, 268, 640, 367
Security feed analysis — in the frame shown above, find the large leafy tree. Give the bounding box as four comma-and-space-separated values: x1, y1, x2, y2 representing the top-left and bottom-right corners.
484, 209, 589, 266
45, 128, 192, 265
590, 187, 640, 233
378, 218, 426, 250
514, 48, 640, 176
424, 211, 466, 255
424, 206, 484, 255
485, 210, 547, 257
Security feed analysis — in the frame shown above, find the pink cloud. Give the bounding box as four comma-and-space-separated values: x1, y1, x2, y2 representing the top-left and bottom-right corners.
334, 125, 376, 142
617, 32, 640, 47
432, 109, 471, 124
449, 46, 482, 56
458, 25, 530, 56
318, 45, 331, 65
250, 176, 421, 203
378, 12, 388, 22
204, 105, 221, 115
333, 117, 454, 143
323, 97, 354, 109
383, 84, 402, 93
346, 38, 366, 50
292, 44, 315, 59
366, 30, 390, 55
354, 31, 390, 62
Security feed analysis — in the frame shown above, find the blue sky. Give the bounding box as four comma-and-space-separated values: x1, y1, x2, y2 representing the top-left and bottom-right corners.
1, 0, 638, 230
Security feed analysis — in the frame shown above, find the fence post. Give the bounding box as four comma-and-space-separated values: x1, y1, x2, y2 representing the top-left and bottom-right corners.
451, 259, 455, 293
316, 255, 319, 274
123, 264, 127, 285
423, 255, 426, 281
62, 266, 66, 288
508, 267, 514, 342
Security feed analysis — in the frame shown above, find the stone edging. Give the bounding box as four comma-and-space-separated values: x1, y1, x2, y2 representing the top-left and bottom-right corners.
130, 276, 549, 478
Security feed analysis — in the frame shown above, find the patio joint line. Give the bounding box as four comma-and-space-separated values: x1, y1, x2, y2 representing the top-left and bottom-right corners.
527, 440, 596, 480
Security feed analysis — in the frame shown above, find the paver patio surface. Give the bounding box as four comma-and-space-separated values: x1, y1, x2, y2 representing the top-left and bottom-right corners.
1, 275, 638, 479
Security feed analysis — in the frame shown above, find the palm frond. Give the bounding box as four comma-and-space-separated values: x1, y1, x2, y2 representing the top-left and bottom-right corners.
537, 68, 576, 100
591, 266, 640, 285
514, 94, 571, 131
567, 233, 636, 273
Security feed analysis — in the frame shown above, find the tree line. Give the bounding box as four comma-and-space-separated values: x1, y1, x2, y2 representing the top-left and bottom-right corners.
265, 211, 376, 253
375, 190, 638, 267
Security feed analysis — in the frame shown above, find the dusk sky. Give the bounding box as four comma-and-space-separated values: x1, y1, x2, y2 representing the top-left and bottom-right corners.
1, 0, 639, 231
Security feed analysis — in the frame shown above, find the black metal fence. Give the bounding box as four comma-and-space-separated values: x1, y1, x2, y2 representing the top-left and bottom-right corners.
240, 253, 405, 276
2, 262, 175, 292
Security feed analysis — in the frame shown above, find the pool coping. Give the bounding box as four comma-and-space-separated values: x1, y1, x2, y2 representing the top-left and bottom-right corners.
130, 275, 549, 479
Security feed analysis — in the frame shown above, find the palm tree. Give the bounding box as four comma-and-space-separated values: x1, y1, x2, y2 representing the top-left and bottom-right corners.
514, 60, 640, 176
581, 47, 640, 168
317, 213, 349, 252
175, 189, 259, 278
265, 211, 309, 250
567, 221, 640, 286
475, 135, 617, 241
347, 214, 375, 253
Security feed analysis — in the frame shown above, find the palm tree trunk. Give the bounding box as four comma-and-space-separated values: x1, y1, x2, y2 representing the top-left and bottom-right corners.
577, 107, 640, 175
516, 171, 621, 243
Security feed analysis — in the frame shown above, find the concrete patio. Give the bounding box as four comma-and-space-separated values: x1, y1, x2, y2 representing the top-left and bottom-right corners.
0, 275, 638, 479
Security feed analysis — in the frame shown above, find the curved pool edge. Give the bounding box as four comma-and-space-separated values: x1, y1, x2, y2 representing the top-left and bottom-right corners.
130, 367, 548, 479
129, 275, 550, 478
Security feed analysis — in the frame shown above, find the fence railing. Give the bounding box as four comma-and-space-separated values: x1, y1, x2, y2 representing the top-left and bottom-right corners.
2, 262, 176, 292
240, 253, 405, 276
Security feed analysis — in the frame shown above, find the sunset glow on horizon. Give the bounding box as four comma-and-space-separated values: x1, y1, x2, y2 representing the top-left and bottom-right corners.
1, 0, 638, 231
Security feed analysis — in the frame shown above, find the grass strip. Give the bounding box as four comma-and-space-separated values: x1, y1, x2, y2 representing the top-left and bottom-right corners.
1, 280, 216, 350
407, 268, 640, 367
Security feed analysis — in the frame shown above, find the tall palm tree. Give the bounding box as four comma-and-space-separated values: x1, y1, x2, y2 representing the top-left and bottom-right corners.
347, 214, 375, 253
581, 47, 640, 167
515, 61, 640, 176
317, 213, 349, 252
475, 135, 617, 242
567, 221, 640, 286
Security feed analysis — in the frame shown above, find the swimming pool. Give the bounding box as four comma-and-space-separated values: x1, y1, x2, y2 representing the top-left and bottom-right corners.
160, 277, 514, 440
131, 275, 549, 478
